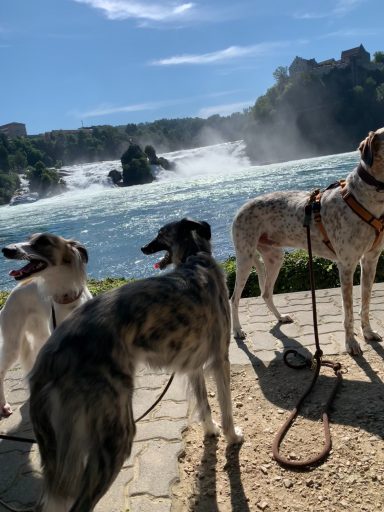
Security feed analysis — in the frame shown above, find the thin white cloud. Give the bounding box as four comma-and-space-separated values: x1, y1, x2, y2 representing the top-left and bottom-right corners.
319, 28, 378, 39
294, 0, 365, 20
74, 90, 252, 119
150, 42, 287, 66
333, 0, 364, 15
73, 0, 195, 22
198, 101, 252, 118
78, 101, 168, 118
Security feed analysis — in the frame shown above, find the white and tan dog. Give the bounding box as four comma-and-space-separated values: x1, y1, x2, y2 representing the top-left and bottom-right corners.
0, 232, 91, 417
231, 128, 384, 356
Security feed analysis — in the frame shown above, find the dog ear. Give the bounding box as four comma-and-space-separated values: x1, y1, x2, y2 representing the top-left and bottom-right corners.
180, 219, 211, 241
359, 131, 378, 167
69, 241, 89, 263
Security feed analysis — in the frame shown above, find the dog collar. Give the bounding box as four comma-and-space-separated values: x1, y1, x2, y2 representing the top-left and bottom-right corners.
53, 289, 83, 305
357, 164, 384, 192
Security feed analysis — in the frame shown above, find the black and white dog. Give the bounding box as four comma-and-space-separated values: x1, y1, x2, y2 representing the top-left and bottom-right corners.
29, 218, 243, 512
0, 232, 91, 417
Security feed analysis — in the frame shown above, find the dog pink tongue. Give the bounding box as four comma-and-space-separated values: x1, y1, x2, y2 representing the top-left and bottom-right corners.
9, 262, 35, 278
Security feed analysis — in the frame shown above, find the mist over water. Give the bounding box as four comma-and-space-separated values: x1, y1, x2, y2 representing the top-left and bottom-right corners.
0, 142, 359, 290
62, 140, 251, 188
161, 140, 251, 178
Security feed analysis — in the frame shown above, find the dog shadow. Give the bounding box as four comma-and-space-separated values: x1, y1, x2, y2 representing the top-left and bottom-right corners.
234, 327, 384, 440
0, 401, 42, 511
191, 436, 250, 512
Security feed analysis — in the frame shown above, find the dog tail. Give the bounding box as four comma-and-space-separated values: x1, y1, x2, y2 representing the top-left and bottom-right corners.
30, 380, 136, 512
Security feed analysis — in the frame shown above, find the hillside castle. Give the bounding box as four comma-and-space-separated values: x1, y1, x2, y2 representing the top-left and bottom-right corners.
289, 44, 380, 84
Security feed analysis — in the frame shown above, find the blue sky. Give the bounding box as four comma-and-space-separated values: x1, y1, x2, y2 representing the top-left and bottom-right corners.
1, 0, 383, 134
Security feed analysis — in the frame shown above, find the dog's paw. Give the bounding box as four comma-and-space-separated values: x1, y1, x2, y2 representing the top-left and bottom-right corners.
346, 338, 363, 356
204, 419, 221, 438
278, 315, 293, 324
226, 426, 244, 446
363, 327, 382, 342
233, 328, 247, 340
1, 403, 13, 418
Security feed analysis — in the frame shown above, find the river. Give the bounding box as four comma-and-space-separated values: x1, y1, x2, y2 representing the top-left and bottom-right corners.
0, 141, 359, 289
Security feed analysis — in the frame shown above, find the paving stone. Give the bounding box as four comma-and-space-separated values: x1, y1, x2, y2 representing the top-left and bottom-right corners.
129, 440, 183, 497
153, 400, 189, 419
161, 375, 188, 402
135, 418, 187, 442
95, 467, 133, 512
129, 496, 172, 512
135, 373, 171, 389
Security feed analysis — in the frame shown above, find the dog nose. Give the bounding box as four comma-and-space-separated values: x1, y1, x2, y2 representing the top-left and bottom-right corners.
2, 247, 14, 257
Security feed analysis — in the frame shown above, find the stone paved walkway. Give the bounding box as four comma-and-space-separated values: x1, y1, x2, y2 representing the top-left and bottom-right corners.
1, 283, 383, 511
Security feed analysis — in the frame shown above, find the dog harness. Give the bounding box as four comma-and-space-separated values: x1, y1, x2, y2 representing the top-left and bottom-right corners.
308, 165, 384, 255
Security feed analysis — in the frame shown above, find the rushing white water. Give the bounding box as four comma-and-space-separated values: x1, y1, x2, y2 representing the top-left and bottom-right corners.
0, 141, 359, 289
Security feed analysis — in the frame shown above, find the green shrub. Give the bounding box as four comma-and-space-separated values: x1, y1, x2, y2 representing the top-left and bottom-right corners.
222, 249, 384, 297
87, 277, 130, 295
1, 251, 383, 309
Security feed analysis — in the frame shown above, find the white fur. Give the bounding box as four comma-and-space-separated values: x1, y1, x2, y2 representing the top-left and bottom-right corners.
0, 233, 91, 417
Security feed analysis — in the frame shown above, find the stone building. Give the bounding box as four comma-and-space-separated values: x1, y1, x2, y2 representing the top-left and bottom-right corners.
0, 122, 27, 138
289, 44, 377, 83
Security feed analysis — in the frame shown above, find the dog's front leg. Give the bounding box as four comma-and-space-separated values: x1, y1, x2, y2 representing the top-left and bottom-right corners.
360, 251, 382, 343
0, 307, 26, 417
338, 263, 361, 355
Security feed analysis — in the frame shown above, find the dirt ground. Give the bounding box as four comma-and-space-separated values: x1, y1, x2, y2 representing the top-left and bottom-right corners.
172, 345, 384, 512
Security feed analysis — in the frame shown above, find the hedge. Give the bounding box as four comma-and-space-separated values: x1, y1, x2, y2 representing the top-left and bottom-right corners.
1, 250, 383, 309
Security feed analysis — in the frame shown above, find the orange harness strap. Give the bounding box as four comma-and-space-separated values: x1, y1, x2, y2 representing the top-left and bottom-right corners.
312, 191, 336, 254
340, 187, 384, 248
310, 180, 384, 253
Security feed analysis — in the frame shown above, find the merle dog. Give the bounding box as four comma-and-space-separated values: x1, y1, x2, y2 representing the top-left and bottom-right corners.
29, 218, 243, 512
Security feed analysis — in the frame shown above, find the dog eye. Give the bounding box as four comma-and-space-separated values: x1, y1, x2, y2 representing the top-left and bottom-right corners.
34, 235, 52, 247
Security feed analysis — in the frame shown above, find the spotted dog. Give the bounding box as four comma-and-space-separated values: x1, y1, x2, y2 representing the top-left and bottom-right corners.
231, 128, 384, 355
29, 218, 243, 512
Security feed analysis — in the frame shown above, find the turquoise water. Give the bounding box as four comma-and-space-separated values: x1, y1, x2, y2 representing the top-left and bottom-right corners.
0, 144, 359, 290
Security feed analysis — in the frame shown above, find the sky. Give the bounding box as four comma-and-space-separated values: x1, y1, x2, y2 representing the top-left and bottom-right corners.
1, 0, 383, 135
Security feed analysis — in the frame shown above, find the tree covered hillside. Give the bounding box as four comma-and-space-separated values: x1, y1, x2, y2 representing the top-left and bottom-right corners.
245, 48, 384, 162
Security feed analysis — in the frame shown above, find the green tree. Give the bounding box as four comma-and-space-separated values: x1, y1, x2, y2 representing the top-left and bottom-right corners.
376, 84, 384, 102
0, 172, 20, 204
9, 149, 28, 172
273, 66, 289, 87
373, 51, 384, 64
27, 161, 64, 195
0, 134, 10, 171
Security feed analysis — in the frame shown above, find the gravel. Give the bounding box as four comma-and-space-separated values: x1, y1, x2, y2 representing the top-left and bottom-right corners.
172, 346, 384, 511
